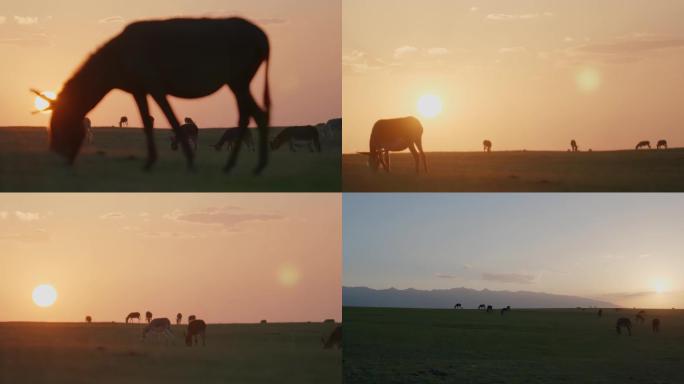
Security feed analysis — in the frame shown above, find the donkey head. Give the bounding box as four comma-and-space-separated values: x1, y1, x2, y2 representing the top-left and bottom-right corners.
358, 151, 381, 171
33, 89, 85, 163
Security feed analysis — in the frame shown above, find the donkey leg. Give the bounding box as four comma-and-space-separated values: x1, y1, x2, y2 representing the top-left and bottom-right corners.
415, 139, 428, 174
133, 93, 157, 170
224, 89, 251, 173
152, 94, 195, 170
408, 144, 420, 174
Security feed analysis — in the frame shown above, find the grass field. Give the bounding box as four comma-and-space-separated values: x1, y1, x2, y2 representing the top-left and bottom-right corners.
343, 150, 684, 191
0, 126, 340, 192
0, 321, 340, 384
343, 307, 684, 384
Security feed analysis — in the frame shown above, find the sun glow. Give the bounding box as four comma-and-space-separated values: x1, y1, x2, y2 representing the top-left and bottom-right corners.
277, 265, 300, 287
34, 91, 56, 112
654, 280, 667, 294
32, 284, 57, 307
417, 94, 443, 118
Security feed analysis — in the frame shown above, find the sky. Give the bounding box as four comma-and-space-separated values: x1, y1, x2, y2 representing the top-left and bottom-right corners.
0, 0, 340, 128
344, 193, 684, 309
343, 0, 684, 152
0, 193, 341, 323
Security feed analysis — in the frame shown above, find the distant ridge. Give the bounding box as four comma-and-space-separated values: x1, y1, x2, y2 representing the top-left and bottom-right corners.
343, 286, 616, 309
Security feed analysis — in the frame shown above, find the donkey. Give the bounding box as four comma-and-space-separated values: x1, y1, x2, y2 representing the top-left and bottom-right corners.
359, 116, 427, 174
635, 313, 645, 325
652, 318, 660, 333
126, 312, 141, 323
500, 307, 510, 316
176, 313, 183, 325
170, 120, 199, 151
598, 309, 603, 317
185, 319, 207, 346
119, 116, 128, 127
146, 311, 153, 323
85, 315, 92, 323
142, 318, 173, 343
657, 140, 668, 149
322, 325, 341, 349
34, 17, 271, 174
188, 315, 196, 322
213, 127, 255, 152
486, 305, 493, 313
483, 140, 492, 153
636, 141, 651, 150
270, 126, 321, 152
454, 303, 462, 309
616, 318, 632, 335
478, 304, 486, 310
570, 139, 578, 152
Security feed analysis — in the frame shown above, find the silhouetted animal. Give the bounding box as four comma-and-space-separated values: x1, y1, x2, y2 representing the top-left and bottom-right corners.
83, 117, 93, 144
188, 315, 196, 322
260, 319, 267, 324
176, 313, 182, 325
486, 305, 493, 313
454, 303, 462, 309
213, 127, 255, 152
652, 318, 660, 332
657, 140, 668, 149
85, 316, 92, 323
119, 116, 128, 127
571, 140, 578, 152
478, 304, 486, 310
483, 140, 492, 152
636, 141, 651, 150
635, 313, 645, 325
500, 307, 509, 316
126, 312, 141, 323
170, 122, 199, 151
360, 116, 427, 174
322, 325, 341, 349
185, 319, 207, 346
270, 126, 321, 152
616, 318, 632, 335
36, 17, 271, 174
146, 311, 153, 323
142, 318, 173, 342
598, 309, 603, 317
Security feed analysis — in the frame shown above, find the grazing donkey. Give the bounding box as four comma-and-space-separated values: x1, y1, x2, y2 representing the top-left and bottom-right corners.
652, 318, 660, 333
85, 316, 92, 323
322, 325, 342, 349
635, 141, 651, 150
176, 313, 182, 325
635, 313, 645, 325
170, 120, 199, 151
454, 303, 462, 309
119, 116, 128, 127
657, 140, 668, 149
360, 116, 427, 174
188, 315, 196, 322
483, 140, 492, 153
34, 17, 271, 174
478, 304, 486, 310
570, 139, 578, 152
185, 319, 207, 346
142, 318, 173, 343
616, 318, 632, 335
213, 127, 255, 152
146, 311, 153, 323
486, 305, 493, 313
126, 312, 141, 323
270, 126, 321, 152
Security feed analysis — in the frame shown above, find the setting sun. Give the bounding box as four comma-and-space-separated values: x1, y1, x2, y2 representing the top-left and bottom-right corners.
278, 265, 301, 287
417, 94, 443, 118
32, 284, 57, 307
654, 280, 667, 294
34, 91, 56, 112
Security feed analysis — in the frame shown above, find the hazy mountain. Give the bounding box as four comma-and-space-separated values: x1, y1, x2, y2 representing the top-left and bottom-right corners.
343, 286, 616, 309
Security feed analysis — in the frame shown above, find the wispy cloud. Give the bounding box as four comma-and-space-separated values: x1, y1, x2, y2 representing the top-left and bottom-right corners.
435, 273, 460, 279
256, 17, 288, 25
14, 211, 41, 222
575, 37, 684, 55
427, 47, 450, 56
14, 16, 38, 25
482, 272, 536, 284
486, 12, 553, 21
98, 16, 125, 24
343, 50, 389, 74
393, 45, 419, 59
0, 33, 50, 47
165, 206, 283, 228
100, 212, 125, 220
0, 229, 49, 243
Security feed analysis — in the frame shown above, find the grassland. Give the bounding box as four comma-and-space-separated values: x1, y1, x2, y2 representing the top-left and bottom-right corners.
343, 150, 684, 191
0, 321, 340, 384
343, 306, 684, 384
0, 126, 340, 192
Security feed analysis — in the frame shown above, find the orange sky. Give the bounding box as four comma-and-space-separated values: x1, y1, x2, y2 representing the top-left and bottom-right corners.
0, 0, 340, 128
0, 193, 341, 323
343, 0, 684, 152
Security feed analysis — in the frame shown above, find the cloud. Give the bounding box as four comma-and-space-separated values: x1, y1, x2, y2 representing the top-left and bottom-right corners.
486, 12, 552, 21
499, 46, 527, 54
602, 291, 655, 299
575, 37, 684, 55
435, 273, 459, 279
14, 211, 41, 221
343, 50, 388, 74
165, 207, 283, 228
256, 17, 288, 25
0, 34, 50, 47
470, 7, 479, 12
427, 47, 450, 56
100, 212, 125, 219
481, 272, 536, 284
98, 16, 125, 24
393, 45, 419, 59
14, 16, 38, 25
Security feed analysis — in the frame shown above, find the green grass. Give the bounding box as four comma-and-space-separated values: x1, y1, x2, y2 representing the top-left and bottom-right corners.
0, 127, 340, 192
343, 150, 684, 191
0, 321, 340, 384
343, 307, 684, 384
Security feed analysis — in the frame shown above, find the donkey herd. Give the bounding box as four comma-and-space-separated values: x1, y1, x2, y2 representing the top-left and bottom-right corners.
454, 303, 664, 336
83, 311, 341, 349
